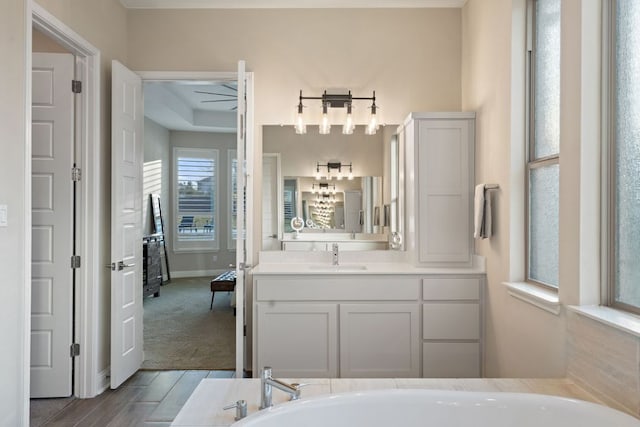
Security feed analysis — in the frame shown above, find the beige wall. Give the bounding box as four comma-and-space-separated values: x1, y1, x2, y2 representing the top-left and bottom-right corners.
33, 27, 68, 52
462, 0, 566, 377
143, 117, 171, 237
0, 1, 29, 424
126, 8, 462, 126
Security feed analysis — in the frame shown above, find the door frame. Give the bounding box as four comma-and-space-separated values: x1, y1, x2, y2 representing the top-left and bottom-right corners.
27, 1, 102, 400
137, 70, 255, 377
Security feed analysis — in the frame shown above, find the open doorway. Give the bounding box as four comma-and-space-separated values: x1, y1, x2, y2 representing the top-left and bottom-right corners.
140, 80, 238, 370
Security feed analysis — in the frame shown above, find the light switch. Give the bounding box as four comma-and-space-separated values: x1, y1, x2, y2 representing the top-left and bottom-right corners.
0, 204, 7, 227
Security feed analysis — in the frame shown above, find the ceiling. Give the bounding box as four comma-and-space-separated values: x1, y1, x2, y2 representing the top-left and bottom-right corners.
121, 0, 466, 9
144, 81, 238, 133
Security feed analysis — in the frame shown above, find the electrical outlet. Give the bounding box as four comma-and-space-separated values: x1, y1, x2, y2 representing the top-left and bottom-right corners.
212, 255, 218, 262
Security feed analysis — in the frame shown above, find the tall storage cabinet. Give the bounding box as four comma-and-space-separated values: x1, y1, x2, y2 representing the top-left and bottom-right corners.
401, 113, 475, 267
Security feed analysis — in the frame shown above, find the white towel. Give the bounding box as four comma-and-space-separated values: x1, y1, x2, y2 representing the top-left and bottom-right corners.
474, 184, 492, 239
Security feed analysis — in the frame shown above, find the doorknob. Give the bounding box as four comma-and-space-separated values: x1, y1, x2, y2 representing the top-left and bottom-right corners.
117, 260, 135, 271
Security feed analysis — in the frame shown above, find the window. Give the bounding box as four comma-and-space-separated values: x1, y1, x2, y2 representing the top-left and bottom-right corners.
526, 0, 561, 288
173, 147, 218, 251
608, 0, 640, 313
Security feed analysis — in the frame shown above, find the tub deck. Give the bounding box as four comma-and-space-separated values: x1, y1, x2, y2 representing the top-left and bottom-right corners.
171, 377, 624, 426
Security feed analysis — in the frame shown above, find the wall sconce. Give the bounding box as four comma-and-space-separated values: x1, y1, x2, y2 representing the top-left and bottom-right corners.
295, 90, 379, 135
316, 162, 353, 181
311, 182, 336, 194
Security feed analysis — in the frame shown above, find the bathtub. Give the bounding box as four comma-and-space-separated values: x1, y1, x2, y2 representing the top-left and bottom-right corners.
232, 389, 640, 426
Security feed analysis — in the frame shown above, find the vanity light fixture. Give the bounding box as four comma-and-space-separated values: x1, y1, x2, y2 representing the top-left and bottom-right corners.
316, 162, 353, 181
295, 90, 379, 135
312, 182, 336, 194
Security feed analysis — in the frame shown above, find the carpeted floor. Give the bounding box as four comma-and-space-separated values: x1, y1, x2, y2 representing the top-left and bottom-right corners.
142, 276, 235, 370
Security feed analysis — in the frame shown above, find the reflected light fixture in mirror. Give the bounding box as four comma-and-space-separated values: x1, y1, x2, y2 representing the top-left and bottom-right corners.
316, 162, 354, 181
295, 89, 379, 135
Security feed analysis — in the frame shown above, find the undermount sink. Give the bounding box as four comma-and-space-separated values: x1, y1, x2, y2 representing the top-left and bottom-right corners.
309, 264, 368, 271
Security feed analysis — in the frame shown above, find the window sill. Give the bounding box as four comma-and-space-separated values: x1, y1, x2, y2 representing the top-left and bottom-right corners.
567, 305, 640, 339
503, 281, 561, 315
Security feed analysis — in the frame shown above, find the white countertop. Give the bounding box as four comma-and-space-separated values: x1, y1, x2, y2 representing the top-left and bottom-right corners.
251, 262, 485, 276
171, 377, 609, 427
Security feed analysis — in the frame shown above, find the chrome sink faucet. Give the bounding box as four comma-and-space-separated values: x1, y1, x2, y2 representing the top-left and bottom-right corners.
332, 243, 339, 266
260, 367, 302, 409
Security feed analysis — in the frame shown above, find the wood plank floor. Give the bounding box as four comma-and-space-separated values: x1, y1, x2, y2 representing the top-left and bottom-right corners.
31, 370, 235, 427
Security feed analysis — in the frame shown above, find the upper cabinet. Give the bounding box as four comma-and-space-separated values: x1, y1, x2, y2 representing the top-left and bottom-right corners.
399, 113, 475, 267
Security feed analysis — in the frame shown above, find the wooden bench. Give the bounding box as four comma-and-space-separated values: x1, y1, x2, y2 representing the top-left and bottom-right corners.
210, 270, 236, 311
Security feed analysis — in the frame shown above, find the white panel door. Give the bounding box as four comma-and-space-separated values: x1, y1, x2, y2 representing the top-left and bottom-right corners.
110, 60, 143, 389
236, 60, 255, 376
31, 53, 75, 398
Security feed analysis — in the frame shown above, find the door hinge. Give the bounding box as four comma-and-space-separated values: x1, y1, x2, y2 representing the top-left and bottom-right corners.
243, 325, 247, 337
70, 343, 80, 357
72, 80, 82, 94
72, 167, 82, 182
71, 255, 81, 269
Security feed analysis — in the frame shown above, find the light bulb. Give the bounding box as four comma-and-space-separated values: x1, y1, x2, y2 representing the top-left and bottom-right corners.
348, 167, 354, 180
365, 101, 379, 135
342, 104, 355, 135
319, 104, 331, 135
294, 102, 306, 134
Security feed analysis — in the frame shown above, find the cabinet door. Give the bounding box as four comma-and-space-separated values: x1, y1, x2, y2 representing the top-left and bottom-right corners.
417, 119, 473, 264
256, 303, 338, 378
339, 304, 420, 378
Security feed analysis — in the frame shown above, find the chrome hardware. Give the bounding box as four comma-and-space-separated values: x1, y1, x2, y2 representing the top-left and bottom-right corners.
223, 400, 247, 421
260, 366, 302, 409
116, 261, 135, 271
332, 243, 339, 266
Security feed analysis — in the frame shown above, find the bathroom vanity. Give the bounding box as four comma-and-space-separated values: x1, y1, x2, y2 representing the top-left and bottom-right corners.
253, 113, 482, 379
252, 260, 484, 379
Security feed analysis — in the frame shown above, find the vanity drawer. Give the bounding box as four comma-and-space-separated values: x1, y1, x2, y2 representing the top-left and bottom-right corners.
422, 277, 480, 300
255, 277, 420, 301
423, 303, 480, 340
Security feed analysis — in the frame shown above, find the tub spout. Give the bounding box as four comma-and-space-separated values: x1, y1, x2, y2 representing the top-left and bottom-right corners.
260, 367, 302, 409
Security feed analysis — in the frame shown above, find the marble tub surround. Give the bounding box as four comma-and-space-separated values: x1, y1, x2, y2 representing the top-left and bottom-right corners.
170, 378, 613, 426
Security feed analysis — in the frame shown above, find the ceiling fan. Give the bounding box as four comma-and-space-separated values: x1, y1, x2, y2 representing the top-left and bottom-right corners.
195, 84, 238, 110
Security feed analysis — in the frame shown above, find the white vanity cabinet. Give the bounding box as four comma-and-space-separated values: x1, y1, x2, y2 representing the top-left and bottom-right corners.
253, 275, 421, 378
253, 271, 483, 379
400, 113, 476, 267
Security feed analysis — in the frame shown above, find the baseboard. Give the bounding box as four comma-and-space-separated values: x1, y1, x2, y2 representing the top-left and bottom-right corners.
171, 269, 227, 279
96, 367, 110, 395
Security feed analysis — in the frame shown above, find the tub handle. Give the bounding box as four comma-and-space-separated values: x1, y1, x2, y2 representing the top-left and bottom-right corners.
223, 399, 247, 420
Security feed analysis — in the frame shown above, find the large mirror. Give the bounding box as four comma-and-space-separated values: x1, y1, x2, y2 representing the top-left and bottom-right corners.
262, 124, 400, 251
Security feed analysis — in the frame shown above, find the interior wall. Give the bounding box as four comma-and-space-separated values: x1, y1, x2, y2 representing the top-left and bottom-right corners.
32, 27, 68, 52
0, 1, 29, 424
33, 0, 129, 386
461, 0, 566, 377
169, 130, 237, 276
126, 8, 463, 126
143, 117, 171, 236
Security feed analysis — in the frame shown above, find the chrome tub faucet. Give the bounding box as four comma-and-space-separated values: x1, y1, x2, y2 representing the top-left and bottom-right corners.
259, 367, 302, 409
